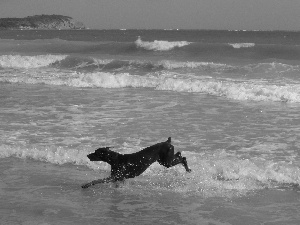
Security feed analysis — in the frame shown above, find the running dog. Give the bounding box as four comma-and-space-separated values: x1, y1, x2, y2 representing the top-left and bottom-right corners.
82, 137, 191, 188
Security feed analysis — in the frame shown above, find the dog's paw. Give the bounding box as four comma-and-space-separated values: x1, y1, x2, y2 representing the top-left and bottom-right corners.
187, 169, 192, 173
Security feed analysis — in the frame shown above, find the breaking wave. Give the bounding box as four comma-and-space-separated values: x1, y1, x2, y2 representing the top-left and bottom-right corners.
1, 144, 299, 195
2, 70, 300, 102
228, 43, 255, 49
2, 54, 299, 75
1, 54, 300, 102
0, 54, 68, 69
135, 36, 191, 51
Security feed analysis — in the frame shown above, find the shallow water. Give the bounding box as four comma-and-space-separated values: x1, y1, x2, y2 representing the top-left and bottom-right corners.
1, 83, 300, 225
1, 156, 300, 225
1, 29, 300, 224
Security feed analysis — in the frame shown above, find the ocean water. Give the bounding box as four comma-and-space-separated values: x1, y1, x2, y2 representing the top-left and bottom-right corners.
1, 29, 300, 225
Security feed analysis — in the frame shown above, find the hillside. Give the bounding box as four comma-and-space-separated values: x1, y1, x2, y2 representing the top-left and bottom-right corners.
0, 15, 86, 30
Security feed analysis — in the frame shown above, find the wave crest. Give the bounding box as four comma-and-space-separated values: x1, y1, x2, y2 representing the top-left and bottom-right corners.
156, 77, 300, 102
0, 54, 68, 69
3, 71, 299, 102
135, 36, 191, 51
2, 54, 298, 78
1, 55, 300, 103
228, 43, 255, 49
0, 144, 110, 171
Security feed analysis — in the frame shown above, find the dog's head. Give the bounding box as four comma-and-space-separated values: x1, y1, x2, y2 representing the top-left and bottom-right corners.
87, 147, 119, 163
159, 137, 174, 151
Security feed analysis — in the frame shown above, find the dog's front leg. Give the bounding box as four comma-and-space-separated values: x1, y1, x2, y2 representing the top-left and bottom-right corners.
181, 156, 192, 172
160, 152, 192, 172
82, 177, 114, 189
174, 152, 192, 172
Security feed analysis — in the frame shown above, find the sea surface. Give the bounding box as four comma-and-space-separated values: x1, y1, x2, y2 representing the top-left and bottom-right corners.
1, 29, 300, 225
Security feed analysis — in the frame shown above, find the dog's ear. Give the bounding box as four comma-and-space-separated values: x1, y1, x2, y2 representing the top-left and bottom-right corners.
167, 137, 171, 143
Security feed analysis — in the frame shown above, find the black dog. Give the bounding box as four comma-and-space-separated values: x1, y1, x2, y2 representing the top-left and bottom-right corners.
82, 137, 191, 188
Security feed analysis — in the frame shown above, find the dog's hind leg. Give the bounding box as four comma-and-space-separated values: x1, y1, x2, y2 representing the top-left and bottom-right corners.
81, 177, 114, 189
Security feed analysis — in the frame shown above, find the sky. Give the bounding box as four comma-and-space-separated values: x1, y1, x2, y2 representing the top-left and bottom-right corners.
0, 0, 299, 30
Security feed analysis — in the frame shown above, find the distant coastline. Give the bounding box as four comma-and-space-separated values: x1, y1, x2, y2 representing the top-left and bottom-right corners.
0, 15, 86, 30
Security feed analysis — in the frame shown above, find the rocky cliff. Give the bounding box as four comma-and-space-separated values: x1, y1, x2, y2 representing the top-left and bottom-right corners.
0, 15, 86, 30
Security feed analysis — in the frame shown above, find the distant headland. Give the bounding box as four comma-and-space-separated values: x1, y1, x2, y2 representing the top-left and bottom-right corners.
0, 15, 86, 30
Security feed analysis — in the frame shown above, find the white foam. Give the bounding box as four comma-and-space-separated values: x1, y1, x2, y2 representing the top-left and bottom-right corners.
2, 70, 300, 102
1, 144, 299, 196
228, 43, 255, 49
155, 76, 300, 102
135, 36, 191, 51
68, 72, 159, 88
159, 60, 228, 70
0, 54, 68, 69
168, 151, 300, 196
0, 144, 110, 171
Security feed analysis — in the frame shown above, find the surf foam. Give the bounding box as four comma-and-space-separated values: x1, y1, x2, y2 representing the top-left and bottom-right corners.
135, 36, 191, 51
2, 144, 299, 196
2, 54, 298, 78
178, 150, 300, 196
228, 43, 255, 48
155, 77, 300, 102
63, 72, 300, 103
2, 70, 300, 103
0, 55, 68, 69
0, 144, 110, 171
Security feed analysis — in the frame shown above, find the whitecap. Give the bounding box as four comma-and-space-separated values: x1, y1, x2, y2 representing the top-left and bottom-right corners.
228, 43, 255, 49
135, 36, 191, 51
0, 54, 68, 69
